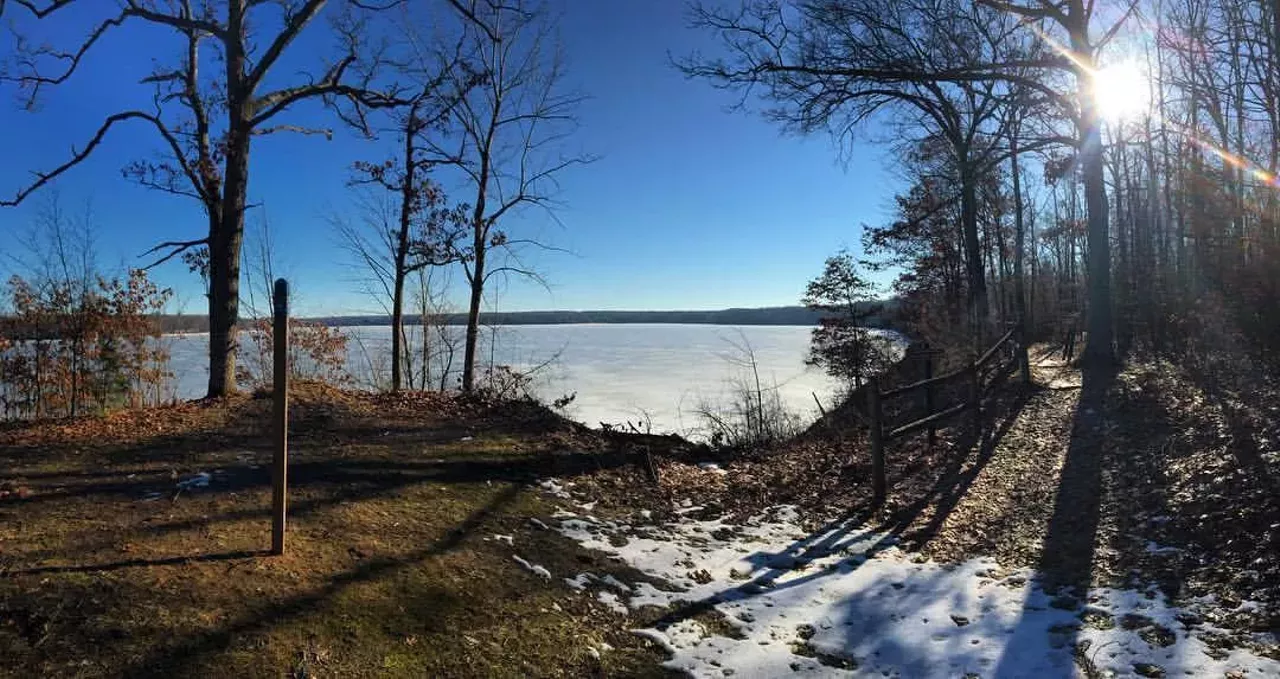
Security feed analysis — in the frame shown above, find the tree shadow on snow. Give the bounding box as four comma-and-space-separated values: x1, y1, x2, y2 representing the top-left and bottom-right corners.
989, 363, 1115, 678
645, 381, 1034, 635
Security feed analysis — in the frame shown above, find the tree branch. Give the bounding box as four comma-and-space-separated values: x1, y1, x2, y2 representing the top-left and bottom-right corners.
252, 124, 334, 138
140, 237, 209, 269
2, 110, 203, 207
245, 0, 326, 89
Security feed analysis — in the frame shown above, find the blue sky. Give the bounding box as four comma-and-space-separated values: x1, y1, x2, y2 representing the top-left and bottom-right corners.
0, 1, 902, 317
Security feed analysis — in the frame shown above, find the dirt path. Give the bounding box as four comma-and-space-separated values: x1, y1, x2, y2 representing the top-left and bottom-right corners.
866, 349, 1277, 652
899, 351, 1087, 576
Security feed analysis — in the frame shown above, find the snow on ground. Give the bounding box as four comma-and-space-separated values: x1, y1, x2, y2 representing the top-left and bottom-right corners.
553, 498, 1279, 678
175, 472, 212, 490
512, 554, 552, 579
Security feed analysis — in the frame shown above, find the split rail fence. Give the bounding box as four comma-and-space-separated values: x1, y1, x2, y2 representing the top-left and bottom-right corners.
865, 326, 1030, 506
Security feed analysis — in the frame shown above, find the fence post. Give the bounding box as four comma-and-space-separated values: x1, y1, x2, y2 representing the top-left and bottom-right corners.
1018, 324, 1031, 385
922, 350, 937, 447
968, 360, 981, 433
867, 376, 886, 508
271, 278, 289, 556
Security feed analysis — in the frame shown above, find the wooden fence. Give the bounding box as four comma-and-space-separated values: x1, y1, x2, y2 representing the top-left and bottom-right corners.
865, 326, 1030, 507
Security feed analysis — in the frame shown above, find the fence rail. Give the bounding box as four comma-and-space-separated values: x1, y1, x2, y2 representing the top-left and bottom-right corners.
865, 326, 1030, 507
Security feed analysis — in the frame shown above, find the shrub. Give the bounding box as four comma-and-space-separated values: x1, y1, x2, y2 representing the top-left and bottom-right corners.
237, 319, 352, 389
0, 269, 173, 419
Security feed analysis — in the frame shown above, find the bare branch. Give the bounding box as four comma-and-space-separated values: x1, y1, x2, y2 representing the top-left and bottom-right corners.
252, 124, 334, 138
139, 237, 209, 269
122, 2, 226, 37
2, 110, 203, 207
245, 0, 326, 89
0, 0, 76, 19
3, 11, 128, 108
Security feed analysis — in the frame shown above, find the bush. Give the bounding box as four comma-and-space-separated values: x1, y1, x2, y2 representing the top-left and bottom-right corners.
692, 330, 802, 449
237, 319, 352, 389
0, 269, 173, 419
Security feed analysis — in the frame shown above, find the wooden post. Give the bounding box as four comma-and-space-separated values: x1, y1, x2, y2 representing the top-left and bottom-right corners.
968, 360, 981, 433
922, 351, 937, 447
271, 278, 289, 556
867, 377, 886, 508
1018, 325, 1032, 385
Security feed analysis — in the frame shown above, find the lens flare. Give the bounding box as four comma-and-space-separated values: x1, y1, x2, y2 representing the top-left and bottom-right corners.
1092, 61, 1149, 123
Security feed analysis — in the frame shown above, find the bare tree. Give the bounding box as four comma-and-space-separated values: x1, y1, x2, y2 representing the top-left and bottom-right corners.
421, 0, 595, 392
681, 0, 1066, 341
335, 171, 466, 391
979, 0, 1140, 364
0, 1, 413, 397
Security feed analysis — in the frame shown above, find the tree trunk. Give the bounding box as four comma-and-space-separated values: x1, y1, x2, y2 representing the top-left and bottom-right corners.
390, 119, 417, 393
1072, 23, 1114, 367
208, 152, 247, 398
959, 158, 988, 342
1010, 123, 1027, 332
1079, 118, 1113, 365
391, 269, 406, 392
207, 2, 248, 399
461, 109, 495, 393
461, 233, 485, 392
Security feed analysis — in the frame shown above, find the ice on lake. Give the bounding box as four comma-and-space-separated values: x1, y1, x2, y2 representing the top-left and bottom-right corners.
166, 324, 897, 436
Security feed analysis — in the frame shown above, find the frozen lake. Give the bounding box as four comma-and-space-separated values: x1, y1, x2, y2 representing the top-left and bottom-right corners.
167, 324, 894, 436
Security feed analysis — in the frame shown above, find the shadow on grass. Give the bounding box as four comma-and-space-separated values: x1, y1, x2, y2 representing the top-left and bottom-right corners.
0, 444, 650, 580
121, 483, 523, 678
2, 442, 643, 510
3, 550, 268, 577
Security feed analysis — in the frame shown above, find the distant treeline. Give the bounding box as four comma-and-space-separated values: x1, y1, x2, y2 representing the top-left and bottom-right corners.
309, 303, 897, 328
3, 303, 897, 337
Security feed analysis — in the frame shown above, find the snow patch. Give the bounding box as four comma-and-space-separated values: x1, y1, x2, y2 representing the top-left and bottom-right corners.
558, 505, 1280, 678
697, 462, 727, 474
539, 478, 572, 499
175, 472, 211, 490
512, 554, 551, 579
598, 574, 631, 592
597, 591, 628, 615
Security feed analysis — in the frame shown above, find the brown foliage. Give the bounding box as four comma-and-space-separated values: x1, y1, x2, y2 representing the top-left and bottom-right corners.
236, 318, 352, 389
0, 269, 172, 419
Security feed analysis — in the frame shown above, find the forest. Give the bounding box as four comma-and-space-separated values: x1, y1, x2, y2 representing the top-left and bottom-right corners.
680, 0, 1280, 383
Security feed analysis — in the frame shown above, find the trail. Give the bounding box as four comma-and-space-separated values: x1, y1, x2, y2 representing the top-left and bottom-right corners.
550, 350, 1280, 677
898, 351, 1096, 581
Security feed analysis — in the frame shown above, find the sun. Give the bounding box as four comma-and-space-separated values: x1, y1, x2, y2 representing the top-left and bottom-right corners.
1091, 61, 1150, 123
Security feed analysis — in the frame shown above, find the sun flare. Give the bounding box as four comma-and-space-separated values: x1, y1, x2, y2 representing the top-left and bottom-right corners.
1091, 61, 1150, 123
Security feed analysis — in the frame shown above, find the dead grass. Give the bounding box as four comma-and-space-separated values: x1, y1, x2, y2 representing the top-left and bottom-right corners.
0, 391, 678, 678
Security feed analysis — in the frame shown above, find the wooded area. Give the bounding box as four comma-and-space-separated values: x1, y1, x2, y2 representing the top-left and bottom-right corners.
0, 0, 588, 398
686, 0, 1280, 378
0, 0, 1276, 419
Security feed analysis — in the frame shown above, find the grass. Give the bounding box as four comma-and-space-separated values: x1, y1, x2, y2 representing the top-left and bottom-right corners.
0, 387, 677, 678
